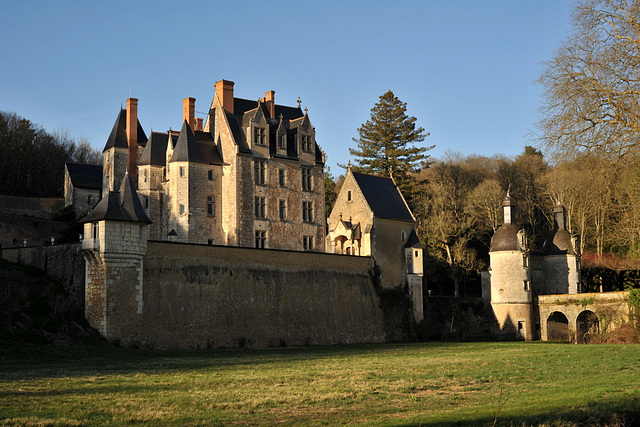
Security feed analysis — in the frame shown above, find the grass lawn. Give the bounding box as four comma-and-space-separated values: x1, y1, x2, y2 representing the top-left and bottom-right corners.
1, 340, 639, 426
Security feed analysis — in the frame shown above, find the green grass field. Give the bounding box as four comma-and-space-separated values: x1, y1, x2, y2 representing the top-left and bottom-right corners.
1, 341, 639, 426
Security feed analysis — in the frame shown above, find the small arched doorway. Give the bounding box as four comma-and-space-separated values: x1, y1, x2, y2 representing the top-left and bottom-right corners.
576, 310, 599, 344
547, 312, 569, 341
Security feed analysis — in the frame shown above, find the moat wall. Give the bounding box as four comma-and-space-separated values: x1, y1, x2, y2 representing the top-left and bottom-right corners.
120, 242, 389, 349
4, 241, 408, 349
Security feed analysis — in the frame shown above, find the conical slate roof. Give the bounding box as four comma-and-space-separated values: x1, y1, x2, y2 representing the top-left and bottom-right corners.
102, 109, 148, 153
82, 172, 151, 224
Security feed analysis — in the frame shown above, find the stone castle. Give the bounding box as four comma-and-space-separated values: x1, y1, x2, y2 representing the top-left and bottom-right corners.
59, 79, 425, 348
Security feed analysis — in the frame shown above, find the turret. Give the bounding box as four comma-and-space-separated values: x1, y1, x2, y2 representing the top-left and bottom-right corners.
82, 172, 151, 341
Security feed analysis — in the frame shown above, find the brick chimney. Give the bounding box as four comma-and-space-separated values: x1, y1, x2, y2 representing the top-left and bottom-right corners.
265, 90, 275, 118
194, 117, 203, 132
126, 98, 138, 177
215, 79, 235, 114
182, 97, 195, 129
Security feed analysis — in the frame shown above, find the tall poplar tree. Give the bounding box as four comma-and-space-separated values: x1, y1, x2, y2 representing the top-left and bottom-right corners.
349, 91, 432, 198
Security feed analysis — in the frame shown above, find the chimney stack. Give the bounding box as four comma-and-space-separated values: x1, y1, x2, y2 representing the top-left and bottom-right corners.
126, 98, 138, 177
215, 79, 235, 114
182, 97, 195, 129
194, 117, 203, 132
265, 90, 275, 118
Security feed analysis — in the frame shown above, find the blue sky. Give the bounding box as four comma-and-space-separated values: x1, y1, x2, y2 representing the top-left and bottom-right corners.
0, 1, 573, 174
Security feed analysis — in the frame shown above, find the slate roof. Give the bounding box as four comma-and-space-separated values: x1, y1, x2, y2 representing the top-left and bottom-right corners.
170, 121, 224, 164
405, 229, 422, 248
65, 163, 102, 190
139, 132, 169, 166
102, 109, 148, 153
351, 172, 414, 222
489, 223, 521, 252
83, 172, 151, 224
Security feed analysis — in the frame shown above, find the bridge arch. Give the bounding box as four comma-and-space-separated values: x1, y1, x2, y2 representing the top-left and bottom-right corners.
576, 310, 599, 343
546, 311, 570, 341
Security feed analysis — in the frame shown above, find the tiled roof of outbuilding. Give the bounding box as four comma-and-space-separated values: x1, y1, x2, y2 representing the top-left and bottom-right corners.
65, 163, 102, 190
351, 172, 414, 222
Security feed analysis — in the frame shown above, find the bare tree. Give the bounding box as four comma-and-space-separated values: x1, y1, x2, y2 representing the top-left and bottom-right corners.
538, 0, 640, 161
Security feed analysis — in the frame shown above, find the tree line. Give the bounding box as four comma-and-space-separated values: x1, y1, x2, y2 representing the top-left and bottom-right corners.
0, 111, 102, 197
325, 0, 640, 296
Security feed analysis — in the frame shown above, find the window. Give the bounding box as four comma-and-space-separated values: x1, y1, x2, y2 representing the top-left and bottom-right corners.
279, 169, 286, 187
207, 195, 215, 216
301, 134, 312, 151
208, 170, 214, 180
524, 280, 530, 292
180, 166, 186, 177
347, 191, 352, 201
278, 133, 286, 149
255, 230, 266, 248
279, 199, 287, 221
401, 231, 406, 242
180, 204, 186, 215
87, 195, 93, 204
254, 160, 266, 184
415, 250, 419, 258
303, 236, 314, 251
208, 239, 214, 245
302, 201, 313, 223
144, 169, 149, 182
92, 222, 99, 239
255, 196, 266, 218
301, 167, 312, 191
254, 127, 266, 145
144, 196, 149, 210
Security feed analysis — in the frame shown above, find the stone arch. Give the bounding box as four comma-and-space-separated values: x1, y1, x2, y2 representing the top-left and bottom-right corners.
547, 311, 569, 341
576, 310, 599, 344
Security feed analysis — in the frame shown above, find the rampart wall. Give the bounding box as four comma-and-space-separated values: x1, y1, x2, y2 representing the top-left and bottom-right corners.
117, 242, 386, 348
1, 243, 85, 312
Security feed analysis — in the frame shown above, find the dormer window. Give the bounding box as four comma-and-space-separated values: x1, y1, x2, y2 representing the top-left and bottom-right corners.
301, 134, 312, 152
254, 127, 266, 145
278, 134, 286, 149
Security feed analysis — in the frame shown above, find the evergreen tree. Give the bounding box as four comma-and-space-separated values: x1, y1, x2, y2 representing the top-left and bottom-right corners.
350, 90, 432, 179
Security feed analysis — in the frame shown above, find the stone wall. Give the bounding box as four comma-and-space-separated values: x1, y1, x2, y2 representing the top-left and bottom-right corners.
108, 242, 392, 349
1, 243, 85, 312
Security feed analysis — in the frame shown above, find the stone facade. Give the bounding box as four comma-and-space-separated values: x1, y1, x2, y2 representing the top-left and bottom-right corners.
483, 194, 583, 340
71, 80, 326, 251
326, 168, 424, 323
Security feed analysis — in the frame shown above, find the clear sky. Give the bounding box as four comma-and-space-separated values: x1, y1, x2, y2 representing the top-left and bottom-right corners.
0, 1, 573, 174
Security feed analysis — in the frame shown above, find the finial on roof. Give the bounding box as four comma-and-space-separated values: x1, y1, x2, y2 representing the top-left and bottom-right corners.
297, 97, 301, 108
347, 160, 352, 170
339, 212, 343, 220
507, 184, 511, 197
304, 106, 308, 114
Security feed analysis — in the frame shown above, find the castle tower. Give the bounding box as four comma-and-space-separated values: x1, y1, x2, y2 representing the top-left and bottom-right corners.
486, 192, 534, 340
404, 229, 424, 324
166, 120, 224, 244
102, 99, 148, 197
541, 203, 581, 294
82, 172, 152, 342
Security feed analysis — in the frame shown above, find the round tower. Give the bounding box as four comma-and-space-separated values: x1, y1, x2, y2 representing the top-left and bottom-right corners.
487, 192, 534, 340
541, 203, 581, 294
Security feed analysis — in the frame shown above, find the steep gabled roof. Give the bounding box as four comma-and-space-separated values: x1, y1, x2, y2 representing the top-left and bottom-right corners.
83, 172, 151, 224
139, 132, 169, 166
351, 172, 414, 222
225, 112, 252, 154
65, 163, 102, 190
102, 109, 148, 152
170, 122, 224, 165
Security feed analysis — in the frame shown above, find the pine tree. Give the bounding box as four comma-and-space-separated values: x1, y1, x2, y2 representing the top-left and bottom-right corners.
350, 90, 432, 180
